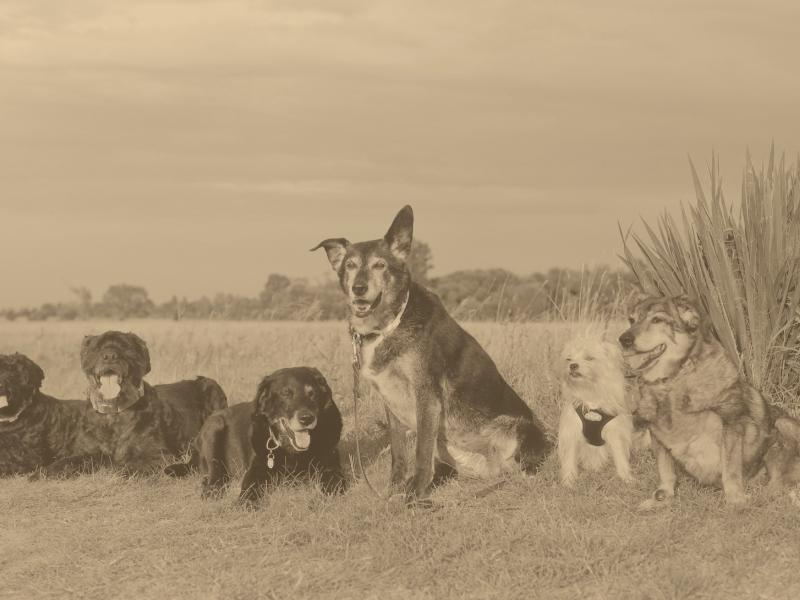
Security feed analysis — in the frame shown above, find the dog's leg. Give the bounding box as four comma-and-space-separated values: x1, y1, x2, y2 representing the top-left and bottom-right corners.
638, 436, 676, 510
385, 407, 409, 493
405, 393, 440, 506
720, 422, 747, 506
558, 437, 579, 487
239, 455, 269, 504
30, 453, 110, 480
201, 419, 230, 499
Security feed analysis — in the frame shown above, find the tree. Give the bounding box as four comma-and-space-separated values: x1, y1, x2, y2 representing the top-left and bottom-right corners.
101, 284, 154, 319
259, 274, 292, 307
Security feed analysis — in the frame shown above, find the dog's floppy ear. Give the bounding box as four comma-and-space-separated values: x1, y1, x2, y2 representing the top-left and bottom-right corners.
384, 205, 414, 262
12, 353, 44, 390
125, 332, 151, 377
310, 238, 350, 272
309, 367, 333, 408
673, 295, 701, 332
253, 373, 275, 415
80, 335, 100, 372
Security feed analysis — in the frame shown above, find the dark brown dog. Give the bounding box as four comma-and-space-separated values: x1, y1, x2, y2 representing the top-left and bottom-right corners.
31, 331, 228, 477
165, 367, 345, 502
312, 205, 551, 506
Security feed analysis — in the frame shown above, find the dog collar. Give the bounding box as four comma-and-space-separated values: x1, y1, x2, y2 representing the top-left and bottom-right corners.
91, 382, 145, 414
575, 406, 616, 446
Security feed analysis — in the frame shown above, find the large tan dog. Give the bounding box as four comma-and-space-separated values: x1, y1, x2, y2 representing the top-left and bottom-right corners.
619, 294, 800, 508
313, 206, 551, 506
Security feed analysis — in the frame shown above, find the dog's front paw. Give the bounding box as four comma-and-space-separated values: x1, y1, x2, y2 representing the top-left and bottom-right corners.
637, 488, 674, 511
560, 473, 577, 488
403, 474, 433, 508
27, 468, 43, 482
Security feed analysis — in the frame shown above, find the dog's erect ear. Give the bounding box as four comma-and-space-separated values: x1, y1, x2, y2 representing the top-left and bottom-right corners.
125, 333, 151, 376
310, 238, 350, 272
384, 205, 414, 262
673, 295, 700, 332
309, 367, 333, 408
12, 353, 44, 390
79, 335, 99, 372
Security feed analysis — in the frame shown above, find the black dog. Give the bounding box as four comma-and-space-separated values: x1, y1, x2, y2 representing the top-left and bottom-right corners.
0, 353, 91, 476
165, 367, 345, 502
29, 331, 228, 477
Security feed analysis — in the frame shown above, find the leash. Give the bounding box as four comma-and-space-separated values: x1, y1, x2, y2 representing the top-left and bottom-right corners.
349, 327, 386, 499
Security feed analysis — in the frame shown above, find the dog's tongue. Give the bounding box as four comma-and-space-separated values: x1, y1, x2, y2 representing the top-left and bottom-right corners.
0, 395, 8, 409
293, 430, 311, 450
99, 374, 121, 399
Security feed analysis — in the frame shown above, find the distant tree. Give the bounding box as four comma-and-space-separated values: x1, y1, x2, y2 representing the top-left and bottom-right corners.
70, 286, 93, 318
259, 274, 292, 307
101, 284, 154, 319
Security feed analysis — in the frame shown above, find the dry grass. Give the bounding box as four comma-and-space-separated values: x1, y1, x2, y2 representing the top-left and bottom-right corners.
1, 320, 799, 600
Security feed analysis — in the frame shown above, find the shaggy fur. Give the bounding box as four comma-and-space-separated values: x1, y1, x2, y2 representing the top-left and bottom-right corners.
165, 367, 345, 503
557, 333, 633, 486
620, 294, 800, 508
32, 332, 227, 477
313, 205, 551, 506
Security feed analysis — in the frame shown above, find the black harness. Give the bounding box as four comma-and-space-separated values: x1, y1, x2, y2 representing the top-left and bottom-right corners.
575, 407, 616, 446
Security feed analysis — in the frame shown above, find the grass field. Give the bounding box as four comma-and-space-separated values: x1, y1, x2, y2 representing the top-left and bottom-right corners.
2, 319, 799, 600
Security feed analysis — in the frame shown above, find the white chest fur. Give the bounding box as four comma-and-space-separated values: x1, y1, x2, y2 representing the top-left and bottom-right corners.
360, 335, 418, 430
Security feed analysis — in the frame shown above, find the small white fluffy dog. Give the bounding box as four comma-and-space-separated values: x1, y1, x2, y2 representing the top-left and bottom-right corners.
557, 333, 633, 486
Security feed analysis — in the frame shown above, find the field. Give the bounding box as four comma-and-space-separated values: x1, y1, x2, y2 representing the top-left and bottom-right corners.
2, 319, 799, 600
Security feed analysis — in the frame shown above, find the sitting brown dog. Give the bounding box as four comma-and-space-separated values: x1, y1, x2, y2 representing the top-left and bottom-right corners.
165, 367, 345, 502
30, 331, 228, 477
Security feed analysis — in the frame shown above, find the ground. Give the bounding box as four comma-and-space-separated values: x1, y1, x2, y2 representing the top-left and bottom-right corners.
1, 320, 798, 600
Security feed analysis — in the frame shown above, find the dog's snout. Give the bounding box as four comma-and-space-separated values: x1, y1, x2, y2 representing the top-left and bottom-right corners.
618, 331, 635, 349
102, 350, 118, 362
352, 283, 368, 297
297, 410, 316, 427
569, 362, 579, 372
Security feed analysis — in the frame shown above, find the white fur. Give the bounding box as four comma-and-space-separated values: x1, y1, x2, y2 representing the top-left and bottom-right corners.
557, 333, 634, 487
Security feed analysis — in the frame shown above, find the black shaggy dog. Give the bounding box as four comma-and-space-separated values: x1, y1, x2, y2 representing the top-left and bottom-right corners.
27, 331, 228, 477
0, 353, 91, 476
165, 367, 345, 503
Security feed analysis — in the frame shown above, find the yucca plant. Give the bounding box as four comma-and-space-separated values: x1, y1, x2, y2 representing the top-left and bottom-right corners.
621, 147, 800, 406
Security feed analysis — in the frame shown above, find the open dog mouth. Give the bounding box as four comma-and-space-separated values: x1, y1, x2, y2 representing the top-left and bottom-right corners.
278, 418, 312, 451
92, 369, 126, 399
624, 344, 667, 372
0, 391, 8, 410
352, 292, 382, 317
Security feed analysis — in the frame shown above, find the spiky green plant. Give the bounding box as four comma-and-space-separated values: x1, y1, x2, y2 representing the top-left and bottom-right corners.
621, 147, 800, 405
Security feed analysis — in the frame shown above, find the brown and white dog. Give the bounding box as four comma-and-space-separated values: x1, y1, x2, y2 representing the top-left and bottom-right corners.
312, 205, 551, 506
619, 294, 800, 508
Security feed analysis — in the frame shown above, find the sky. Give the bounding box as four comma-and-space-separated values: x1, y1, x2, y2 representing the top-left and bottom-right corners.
2, 0, 799, 308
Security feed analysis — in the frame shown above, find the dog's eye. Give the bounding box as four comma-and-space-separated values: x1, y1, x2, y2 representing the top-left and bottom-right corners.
279, 388, 293, 399
372, 261, 386, 270
345, 260, 358, 270
628, 317, 635, 325
651, 316, 663, 324
585, 356, 594, 361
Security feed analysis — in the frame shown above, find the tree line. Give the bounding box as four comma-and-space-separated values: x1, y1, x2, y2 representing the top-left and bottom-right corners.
2, 242, 634, 322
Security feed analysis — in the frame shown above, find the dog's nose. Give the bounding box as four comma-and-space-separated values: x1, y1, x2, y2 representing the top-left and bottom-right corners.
297, 411, 316, 427
569, 363, 579, 372
618, 331, 635, 349
352, 284, 368, 297
102, 350, 117, 361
